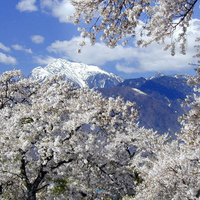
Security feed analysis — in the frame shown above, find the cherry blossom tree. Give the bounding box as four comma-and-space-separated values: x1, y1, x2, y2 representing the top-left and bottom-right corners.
0, 70, 158, 199
70, 0, 198, 55
119, 68, 200, 200
1, 66, 200, 199
68, 1, 200, 199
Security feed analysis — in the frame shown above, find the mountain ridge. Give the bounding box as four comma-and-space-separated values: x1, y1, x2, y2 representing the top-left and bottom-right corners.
29, 59, 124, 88
99, 74, 194, 136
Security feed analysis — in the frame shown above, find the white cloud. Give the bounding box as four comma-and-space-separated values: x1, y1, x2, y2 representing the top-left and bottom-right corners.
45, 18, 200, 74
0, 52, 17, 65
47, 37, 137, 65
116, 64, 138, 73
33, 55, 56, 65
40, 0, 74, 23
16, 0, 38, 12
12, 44, 33, 54
46, 36, 195, 73
115, 18, 200, 74
0, 43, 10, 52
31, 35, 45, 44
116, 50, 194, 73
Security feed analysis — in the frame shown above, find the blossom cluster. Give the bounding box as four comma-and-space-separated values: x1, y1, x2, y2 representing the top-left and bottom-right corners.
70, 0, 197, 55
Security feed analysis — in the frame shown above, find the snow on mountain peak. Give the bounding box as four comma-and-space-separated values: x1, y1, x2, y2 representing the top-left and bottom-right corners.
149, 71, 165, 80
30, 59, 123, 88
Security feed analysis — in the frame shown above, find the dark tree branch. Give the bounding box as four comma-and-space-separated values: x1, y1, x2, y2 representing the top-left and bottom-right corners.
20, 152, 31, 188
31, 166, 47, 192
51, 158, 74, 170
172, 0, 198, 29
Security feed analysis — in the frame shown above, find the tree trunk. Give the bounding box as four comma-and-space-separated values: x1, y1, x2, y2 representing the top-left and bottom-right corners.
27, 190, 37, 200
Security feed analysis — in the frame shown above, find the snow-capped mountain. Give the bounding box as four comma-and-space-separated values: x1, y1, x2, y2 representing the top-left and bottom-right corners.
29, 59, 124, 88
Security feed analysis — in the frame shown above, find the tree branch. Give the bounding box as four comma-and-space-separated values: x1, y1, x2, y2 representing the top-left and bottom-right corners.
172, 0, 198, 29
20, 151, 31, 188
51, 158, 74, 170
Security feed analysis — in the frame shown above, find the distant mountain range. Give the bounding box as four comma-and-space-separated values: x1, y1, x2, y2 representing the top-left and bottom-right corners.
29, 59, 195, 136
29, 59, 124, 88
99, 73, 194, 137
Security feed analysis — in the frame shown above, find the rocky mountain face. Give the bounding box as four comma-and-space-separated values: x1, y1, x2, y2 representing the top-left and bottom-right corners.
99, 74, 195, 137
29, 59, 123, 88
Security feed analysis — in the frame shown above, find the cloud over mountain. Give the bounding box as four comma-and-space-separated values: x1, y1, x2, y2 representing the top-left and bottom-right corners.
45, 19, 198, 74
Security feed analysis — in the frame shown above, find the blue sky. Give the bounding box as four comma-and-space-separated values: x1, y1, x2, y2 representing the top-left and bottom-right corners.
0, 0, 200, 79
